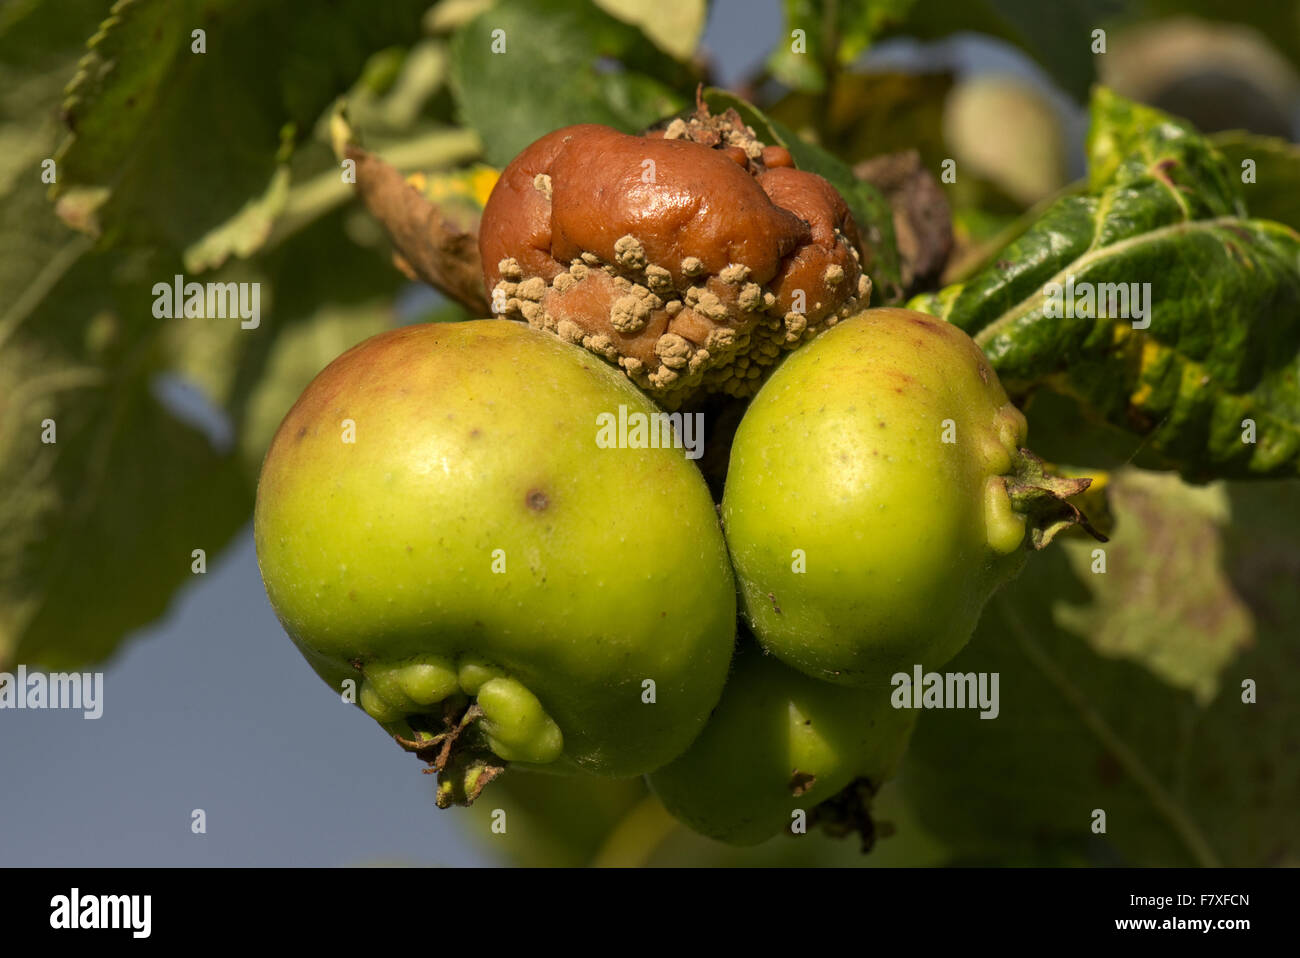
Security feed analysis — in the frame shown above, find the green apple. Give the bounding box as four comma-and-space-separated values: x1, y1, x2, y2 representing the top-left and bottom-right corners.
722, 307, 1039, 683
648, 640, 917, 846
255, 320, 736, 803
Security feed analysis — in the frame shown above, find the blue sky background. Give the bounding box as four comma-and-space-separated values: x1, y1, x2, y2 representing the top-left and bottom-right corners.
1, 0, 1082, 867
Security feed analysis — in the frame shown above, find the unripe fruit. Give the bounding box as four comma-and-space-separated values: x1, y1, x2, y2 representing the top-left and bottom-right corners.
722, 308, 1086, 683
254, 320, 736, 803
648, 641, 917, 846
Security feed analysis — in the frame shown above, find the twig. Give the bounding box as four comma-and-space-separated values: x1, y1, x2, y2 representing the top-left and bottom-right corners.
346, 142, 490, 315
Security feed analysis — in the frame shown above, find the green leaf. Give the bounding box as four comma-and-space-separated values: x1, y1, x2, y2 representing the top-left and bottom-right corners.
0, 0, 109, 195
593, 0, 708, 61
767, 0, 917, 93
186, 38, 480, 274
52, 0, 430, 253
876, 0, 1126, 101
192, 127, 483, 274
449, 0, 690, 168
701, 88, 905, 302
0, 1, 253, 669
0, 161, 248, 669
9, 204, 401, 671
1052, 471, 1252, 703
1, 0, 245, 668
162, 205, 410, 484
1211, 131, 1300, 231
343, 41, 453, 134
1, 0, 415, 668
900, 468, 1299, 866
183, 162, 292, 273
764, 71, 954, 170
910, 87, 1300, 479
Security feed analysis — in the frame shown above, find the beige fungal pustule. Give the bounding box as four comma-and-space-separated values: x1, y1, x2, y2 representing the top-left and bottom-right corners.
478, 110, 873, 406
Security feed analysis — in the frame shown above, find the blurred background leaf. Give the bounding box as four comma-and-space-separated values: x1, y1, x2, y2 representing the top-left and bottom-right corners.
449, 0, 694, 167
1210, 132, 1300, 229
870, 0, 1128, 101
900, 468, 1299, 866
594, 0, 709, 60
766, 0, 916, 92
0, 0, 250, 669
52, 0, 433, 252
765, 71, 954, 170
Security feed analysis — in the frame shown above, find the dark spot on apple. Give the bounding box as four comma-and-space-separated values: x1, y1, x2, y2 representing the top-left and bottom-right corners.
789, 770, 816, 796
469, 428, 481, 438
296, 425, 308, 441
348, 589, 357, 601
526, 489, 550, 511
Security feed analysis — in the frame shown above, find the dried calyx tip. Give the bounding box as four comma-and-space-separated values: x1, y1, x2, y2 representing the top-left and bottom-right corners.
808, 777, 887, 854
392, 700, 507, 808
1006, 449, 1108, 549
